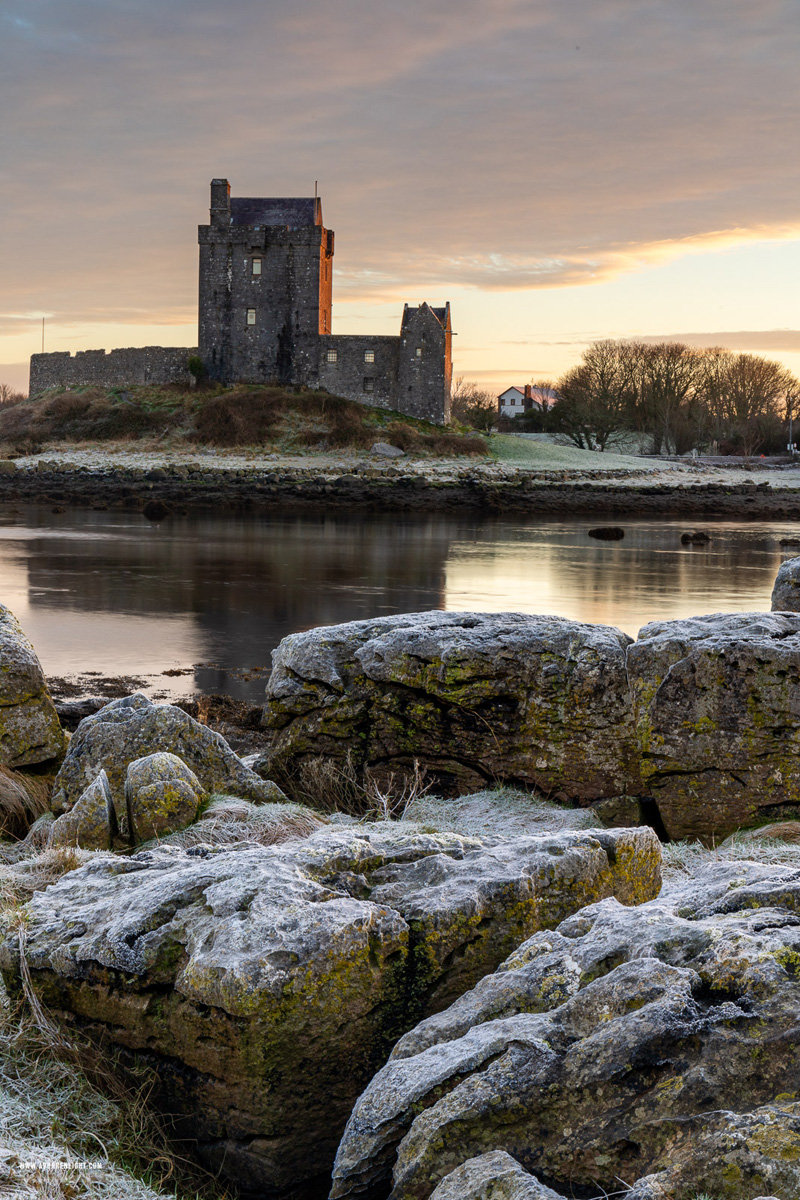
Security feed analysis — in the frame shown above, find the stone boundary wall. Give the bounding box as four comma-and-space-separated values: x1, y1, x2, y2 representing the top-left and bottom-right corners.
29, 347, 196, 395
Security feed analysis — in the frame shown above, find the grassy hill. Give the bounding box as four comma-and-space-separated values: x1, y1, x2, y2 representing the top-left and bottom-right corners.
0, 383, 489, 458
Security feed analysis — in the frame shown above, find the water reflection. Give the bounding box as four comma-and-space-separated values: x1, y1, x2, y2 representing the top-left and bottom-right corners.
0, 507, 797, 701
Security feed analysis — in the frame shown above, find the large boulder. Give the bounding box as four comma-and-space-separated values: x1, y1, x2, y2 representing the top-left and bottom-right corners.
628, 612, 800, 840
51, 694, 284, 832
0, 604, 64, 768
771, 555, 800, 611
125, 751, 205, 842
332, 858, 800, 1200
0, 823, 659, 1199
264, 612, 642, 804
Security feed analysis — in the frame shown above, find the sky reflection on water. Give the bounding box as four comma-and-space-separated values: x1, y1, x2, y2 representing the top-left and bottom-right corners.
0, 506, 797, 701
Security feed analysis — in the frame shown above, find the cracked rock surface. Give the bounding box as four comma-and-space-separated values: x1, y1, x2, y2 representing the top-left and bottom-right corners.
264, 611, 641, 803
265, 608, 800, 841
629, 611, 800, 840
331, 858, 800, 1200
0, 823, 659, 1199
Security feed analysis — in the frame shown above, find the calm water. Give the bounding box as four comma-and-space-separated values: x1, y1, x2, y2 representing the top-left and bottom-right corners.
1, 505, 798, 702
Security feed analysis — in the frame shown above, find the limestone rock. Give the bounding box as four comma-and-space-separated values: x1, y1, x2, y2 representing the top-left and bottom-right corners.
771, 555, 800, 611
331, 858, 800, 1200
0, 823, 659, 1198
628, 611, 800, 840
125, 751, 205, 843
0, 604, 65, 768
371, 442, 405, 458
264, 612, 641, 803
51, 694, 284, 829
430, 1153, 563, 1200
49, 770, 115, 850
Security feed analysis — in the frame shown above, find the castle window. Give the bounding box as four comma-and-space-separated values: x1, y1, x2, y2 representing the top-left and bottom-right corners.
252, 258, 262, 276
246, 308, 256, 325
415, 347, 423, 358
363, 378, 375, 393
364, 349, 375, 363
326, 349, 338, 363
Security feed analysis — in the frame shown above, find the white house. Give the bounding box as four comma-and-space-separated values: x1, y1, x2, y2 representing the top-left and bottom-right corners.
497, 385, 544, 418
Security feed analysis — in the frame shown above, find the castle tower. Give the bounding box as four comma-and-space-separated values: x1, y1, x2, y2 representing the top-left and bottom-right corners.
398, 303, 452, 423
198, 179, 334, 385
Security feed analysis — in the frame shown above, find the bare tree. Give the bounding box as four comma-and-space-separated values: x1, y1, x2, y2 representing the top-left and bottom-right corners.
449, 377, 497, 432
0, 384, 24, 407
549, 341, 636, 451
632, 342, 703, 455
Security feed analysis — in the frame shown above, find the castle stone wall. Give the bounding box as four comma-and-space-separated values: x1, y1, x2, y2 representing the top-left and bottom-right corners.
317, 335, 400, 410
29, 347, 195, 395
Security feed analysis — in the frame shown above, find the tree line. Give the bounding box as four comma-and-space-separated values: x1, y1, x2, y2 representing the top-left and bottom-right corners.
452, 341, 800, 456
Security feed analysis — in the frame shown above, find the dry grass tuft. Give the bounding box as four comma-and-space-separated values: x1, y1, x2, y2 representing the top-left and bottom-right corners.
156, 796, 326, 850
0, 387, 184, 448
383, 420, 487, 457
0, 845, 100, 907
0, 853, 228, 1198
0, 959, 228, 1199
271, 752, 434, 819
0, 767, 52, 841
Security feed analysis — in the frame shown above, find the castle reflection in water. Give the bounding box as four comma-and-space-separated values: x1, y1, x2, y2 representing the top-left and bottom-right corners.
0, 507, 792, 701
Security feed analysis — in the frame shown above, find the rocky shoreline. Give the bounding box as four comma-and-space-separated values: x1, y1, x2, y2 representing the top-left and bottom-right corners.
2, 457, 800, 517
0, 597, 797, 1199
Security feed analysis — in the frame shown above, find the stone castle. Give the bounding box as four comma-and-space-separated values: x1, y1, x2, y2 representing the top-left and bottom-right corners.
29, 180, 453, 424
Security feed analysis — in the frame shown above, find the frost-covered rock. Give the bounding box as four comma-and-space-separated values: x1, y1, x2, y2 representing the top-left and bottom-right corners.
772, 555, 800, 611
125, 751, 205, 843
430, 1152, 563, 1200
0, 604, 64, 768
49, 770, 114, 849
264, 612, 641, 804
51, 694, 284, 830
331, 858, 800, 1200
628, 611, 800, 840
0, 823, 659, 1197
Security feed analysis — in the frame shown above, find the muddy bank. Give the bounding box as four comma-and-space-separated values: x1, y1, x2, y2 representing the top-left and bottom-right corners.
3, 462, 800, 517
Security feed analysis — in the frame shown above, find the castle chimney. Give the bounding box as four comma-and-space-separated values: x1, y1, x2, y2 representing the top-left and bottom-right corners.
210, 179, 231, 228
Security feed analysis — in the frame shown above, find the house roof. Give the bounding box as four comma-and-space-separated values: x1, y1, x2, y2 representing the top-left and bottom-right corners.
498, 387, 525, 400
230, 198, 321, 228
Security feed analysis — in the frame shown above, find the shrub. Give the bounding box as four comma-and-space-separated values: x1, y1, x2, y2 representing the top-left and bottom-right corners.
194, 389, 285, 445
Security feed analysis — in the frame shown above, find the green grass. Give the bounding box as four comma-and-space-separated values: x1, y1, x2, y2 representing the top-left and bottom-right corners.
488, 433, 660, 470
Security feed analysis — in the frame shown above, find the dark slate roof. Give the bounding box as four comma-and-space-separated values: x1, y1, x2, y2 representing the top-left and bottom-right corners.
230, 198, 319, 228
401, 303, 450, 332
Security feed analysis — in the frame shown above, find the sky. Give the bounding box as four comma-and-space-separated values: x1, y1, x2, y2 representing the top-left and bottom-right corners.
1, 0, 799, 396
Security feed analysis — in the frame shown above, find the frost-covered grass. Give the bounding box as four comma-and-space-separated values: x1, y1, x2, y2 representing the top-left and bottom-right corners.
662, 826, 800, 887
150, 795, 327, 850
488, 433, 661, 470
0, 982, 223, 1200
401, 787, 601, 838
